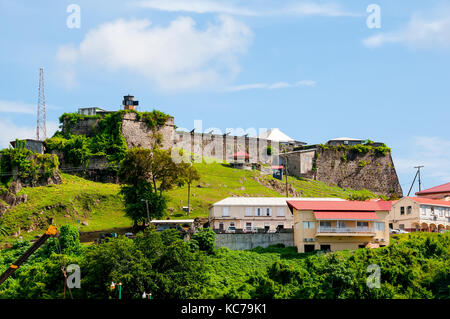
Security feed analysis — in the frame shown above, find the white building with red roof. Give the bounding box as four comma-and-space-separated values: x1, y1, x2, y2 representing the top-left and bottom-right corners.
389, 197, 450, 232
416, 182, 450, 200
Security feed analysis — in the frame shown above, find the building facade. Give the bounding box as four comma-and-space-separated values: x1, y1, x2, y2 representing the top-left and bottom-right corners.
209, 197, 345, 233
389, 197, 450, 232
287, 200, 392, 253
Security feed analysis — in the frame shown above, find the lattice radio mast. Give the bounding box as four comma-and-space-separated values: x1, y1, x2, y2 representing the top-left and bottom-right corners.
36, 67, 47, 141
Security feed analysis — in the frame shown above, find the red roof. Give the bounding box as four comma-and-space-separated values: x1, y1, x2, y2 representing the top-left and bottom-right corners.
407, 197, 450, 207
233, 151, 249, 158
416, 182, 450, 195
286, 200, 392, 212
314, 211, 378, 220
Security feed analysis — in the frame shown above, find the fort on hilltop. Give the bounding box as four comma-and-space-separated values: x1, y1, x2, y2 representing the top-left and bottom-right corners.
46, 96, 403, 197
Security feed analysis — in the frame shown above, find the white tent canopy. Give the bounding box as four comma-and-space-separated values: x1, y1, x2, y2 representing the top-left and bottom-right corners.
258, 128, 294, 143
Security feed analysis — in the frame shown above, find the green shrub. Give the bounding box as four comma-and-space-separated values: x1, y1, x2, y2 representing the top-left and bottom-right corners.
358, 160, 370, 167
374, 144, 391, 157
190, 228, 216, 255
0, 141, 59, 184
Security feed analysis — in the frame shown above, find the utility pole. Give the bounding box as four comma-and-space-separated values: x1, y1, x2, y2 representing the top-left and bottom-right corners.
407, 166, 424, 196
415, 165, 423, 192
36, 67, 47, 141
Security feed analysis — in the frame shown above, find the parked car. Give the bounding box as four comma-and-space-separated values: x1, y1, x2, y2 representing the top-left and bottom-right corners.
390, 228, 408, 234
225, 226, 236, 233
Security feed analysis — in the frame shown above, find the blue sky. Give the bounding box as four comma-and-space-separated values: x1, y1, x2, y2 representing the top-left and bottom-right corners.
1, 0, 449, 194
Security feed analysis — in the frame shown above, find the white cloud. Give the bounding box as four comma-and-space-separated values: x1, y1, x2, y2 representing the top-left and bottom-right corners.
364, 10, 450, 49
0, 119, 59, 149
55, 45, 80, 88
58, 16, 253, 90
134, 0, 358, 17
0, 100, 35, 114
135, 0, 257, 16
394, 136, 450, 184
283, 2, 359, 17
0, 120, 36, 149
225, 80, 316, 91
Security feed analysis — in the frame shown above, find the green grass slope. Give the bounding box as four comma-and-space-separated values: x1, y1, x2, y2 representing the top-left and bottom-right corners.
0, 161, 378, 243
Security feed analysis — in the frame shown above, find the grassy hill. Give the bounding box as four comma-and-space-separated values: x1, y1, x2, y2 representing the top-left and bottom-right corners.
0, 161, 378, 244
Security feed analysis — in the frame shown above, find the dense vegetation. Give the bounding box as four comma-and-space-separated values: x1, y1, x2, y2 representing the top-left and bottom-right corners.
0, 229, 448, 299
317, 141, 392, 157
46, 110, 171, 168
0, 140, 59, 185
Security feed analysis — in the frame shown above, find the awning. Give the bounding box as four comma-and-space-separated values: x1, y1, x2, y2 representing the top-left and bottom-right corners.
314, 211, 378, 220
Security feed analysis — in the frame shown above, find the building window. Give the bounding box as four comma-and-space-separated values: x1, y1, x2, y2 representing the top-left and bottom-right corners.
400, 207, 405, 215
222, 207, 229, 217
277, 207, 285, 216
230, 222, 235, 227
374, 222, 385, 231
407, 206, 412, 214
265, 208, 272, 216
319, 221, 331, 228
219, 222, 224, 230
304, 245, 315, 253
256, 208, 262, 216
277, 224, 284, 231
420, 207, 426, 216
245, 222, 252, 231
303, 221, 315, 229
399, 224, 405, 230
357, 221, 369, 230
337, 221, 346, 228
245, 207, 252, 216
264, 223, 270, 231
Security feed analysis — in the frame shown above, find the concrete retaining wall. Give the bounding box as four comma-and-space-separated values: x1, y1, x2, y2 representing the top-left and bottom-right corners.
215, 232, 294, 250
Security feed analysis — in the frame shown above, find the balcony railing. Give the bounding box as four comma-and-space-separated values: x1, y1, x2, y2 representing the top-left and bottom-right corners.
317, 226, 375, 234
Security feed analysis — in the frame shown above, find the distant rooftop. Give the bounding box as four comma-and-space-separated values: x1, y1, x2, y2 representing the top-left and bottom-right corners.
406, 197, 450, 207
416, 182, 450, 195
257, 128, 306, 145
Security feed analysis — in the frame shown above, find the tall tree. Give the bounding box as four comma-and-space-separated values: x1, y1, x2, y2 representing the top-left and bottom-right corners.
118, 147, 189, 227
179, 163, 200, 214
